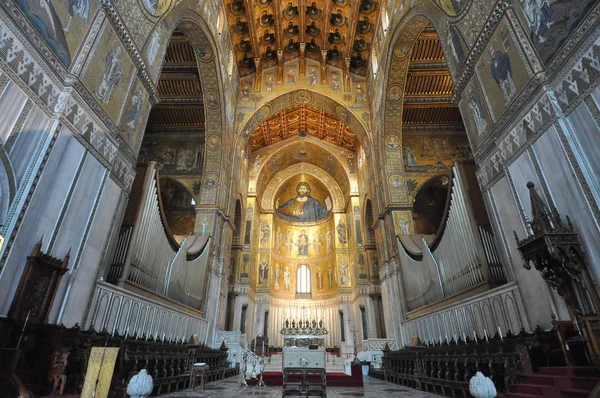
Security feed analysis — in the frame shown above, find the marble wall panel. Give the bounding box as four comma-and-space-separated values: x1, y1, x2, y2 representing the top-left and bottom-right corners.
489, 176, 559, 328
57, 178, 121, 327
532, 125, 600, 284
9, 104, 50, 187
0, 129, 84, 315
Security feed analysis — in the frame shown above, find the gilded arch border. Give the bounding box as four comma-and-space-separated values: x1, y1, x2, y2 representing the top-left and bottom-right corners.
236, 89, 373, 159
251, 136, 353, 197
260, 163, 345, 213
381, 6, 447, 206
140, 9, 229, 208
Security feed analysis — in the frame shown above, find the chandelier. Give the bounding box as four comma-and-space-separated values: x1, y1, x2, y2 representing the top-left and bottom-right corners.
280, 318, 328, 336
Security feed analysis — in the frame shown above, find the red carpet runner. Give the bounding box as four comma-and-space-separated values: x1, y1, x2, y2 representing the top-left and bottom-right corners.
499, 367, 599, 398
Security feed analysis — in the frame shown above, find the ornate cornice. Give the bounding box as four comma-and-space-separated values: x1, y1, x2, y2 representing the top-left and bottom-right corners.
100, 0, 159, 105
0, 18, 136, 192
451, 0, 512, 103
476, 23, 600, 191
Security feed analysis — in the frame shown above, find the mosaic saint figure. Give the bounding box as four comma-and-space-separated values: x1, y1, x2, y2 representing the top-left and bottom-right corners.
399, 215, 410, 234
276, 182, 329, 222
265, 75, 275, 92
347, 154, 355, 173
328, 265, 333, 288
69, 0, 89, 24
287, 68, 296, 83
125, 88, 143, 130
23, 0, 71, 64
274, 264, 280, 289
326, 228, 332, 253
519, 0, 552, 42
391, 175, 403, 188
317, 267, 323, 289
309, 68, 318, 85
287, 232, 294, 254
296, 229, 309, 255
402, 145, 417, 167
284, 266, 291, 291
468, 90, 487, 135
355, 84, 366, 103
96, 43, 124, 103
260, 221, 270, 244
146, 30, 161, 66
259, 259, 268, 283
490, 46, 516, 104
386, 135, 399, 149
336, 219, 347, 244
339, 259, 349, 285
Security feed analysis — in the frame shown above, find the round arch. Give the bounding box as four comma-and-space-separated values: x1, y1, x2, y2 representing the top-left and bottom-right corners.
236, 89, 373, 159
251, 136, 353, 197
136, 9, 230, 209
260, 163, 345, 213
379, 5, 469, 208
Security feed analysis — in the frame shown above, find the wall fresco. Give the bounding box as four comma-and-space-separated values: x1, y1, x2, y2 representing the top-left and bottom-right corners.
82, 25, 135, 121
459, 78, 492, 150
120, 79, 149, 152
514, 0, 596, 66
14, 0, 98, 67
138, 139, 204, 175
475, 18, 531, 120
253, 141, 351, 199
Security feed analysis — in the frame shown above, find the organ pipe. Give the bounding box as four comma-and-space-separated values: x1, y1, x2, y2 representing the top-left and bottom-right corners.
399, 162, 507, 313
109, 162, 209, 311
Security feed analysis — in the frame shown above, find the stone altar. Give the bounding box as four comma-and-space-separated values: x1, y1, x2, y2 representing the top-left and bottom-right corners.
282, 347, 326, 370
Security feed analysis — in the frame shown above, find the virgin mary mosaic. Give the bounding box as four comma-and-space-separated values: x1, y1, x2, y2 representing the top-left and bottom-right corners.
276, 182, 329, 222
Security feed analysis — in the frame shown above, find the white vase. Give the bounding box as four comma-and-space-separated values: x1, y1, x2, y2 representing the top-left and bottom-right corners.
469, 371, 497, 398
127, 369, 154, 398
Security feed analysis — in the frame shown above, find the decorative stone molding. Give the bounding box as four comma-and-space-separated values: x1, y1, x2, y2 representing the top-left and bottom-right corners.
476, 27, 600, 190
0, 18, 136, 191
259, 163, 345, 212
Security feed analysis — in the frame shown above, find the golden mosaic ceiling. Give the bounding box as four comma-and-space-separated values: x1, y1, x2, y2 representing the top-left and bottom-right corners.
403, 27, 464, 128
226, 0, 379, 77
248, 105, 357, 151
146, 32, 205, 131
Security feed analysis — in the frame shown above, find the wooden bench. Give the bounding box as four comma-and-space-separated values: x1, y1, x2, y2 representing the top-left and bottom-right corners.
282, 367, 326, 398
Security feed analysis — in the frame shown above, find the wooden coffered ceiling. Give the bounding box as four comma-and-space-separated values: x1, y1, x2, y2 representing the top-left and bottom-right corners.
146, 32, 205, 132
248, 105, 357, 151
226, 0, 379, 78
402, 27, 464, 129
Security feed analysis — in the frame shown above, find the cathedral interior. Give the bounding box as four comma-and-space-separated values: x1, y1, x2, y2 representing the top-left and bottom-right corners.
0, 0, 600, 397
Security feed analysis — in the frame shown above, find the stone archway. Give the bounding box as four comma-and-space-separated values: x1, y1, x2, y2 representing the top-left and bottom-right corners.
237, 89, 373, 157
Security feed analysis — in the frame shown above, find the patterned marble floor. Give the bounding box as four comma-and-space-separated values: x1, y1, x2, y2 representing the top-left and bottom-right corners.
159, 376, 441, 397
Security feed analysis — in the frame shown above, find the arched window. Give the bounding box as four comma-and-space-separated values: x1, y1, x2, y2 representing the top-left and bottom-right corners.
297, 265, 311, 294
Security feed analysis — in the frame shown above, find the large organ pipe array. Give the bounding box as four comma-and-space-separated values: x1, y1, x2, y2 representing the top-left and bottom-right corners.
106, 162, 208, 311
399, 162, 507, 313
